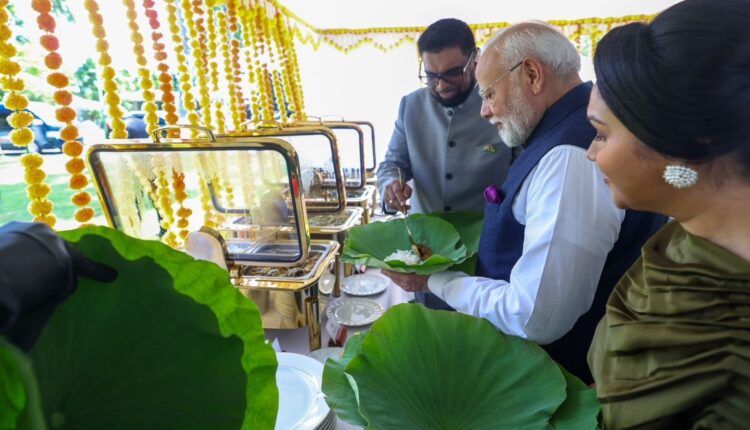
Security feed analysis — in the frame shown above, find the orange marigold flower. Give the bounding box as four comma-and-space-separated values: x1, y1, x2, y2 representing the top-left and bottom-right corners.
47, 72, 69, 88
39, 34, 59, 51
63, 141, 83, 157
55, 106, 76, 123
166, 113, 179, 124
96, 39, 109, 52
102, 66, 115, 80
27, 183, 51, 199
25, 168, 47, 185
155, 51, 167, 61
0, 59, 21, 76
177, 207, 192, 218
136, 57, 147, 67
179, 230, 189, 240
174, 189, 187, 201
44, 52, 63, 70
75, 207, 95, 223
98, 53, 112, 66
0, 76, 24, 91
103, 79, 117, 93
92, 26, 106, 39
70, 173, 89, 190
0, 41, 16, 58
157, 63, 169, 72
10, 128, 34, 147
133, 45, 145, 56
36, 13, 56, 32
60, 125, 78, 141
71, 191, 92, 207
0, 9, 8, 24
105, 92, 121, 106
29, 199, 54, 216
65, 158, 85, 174
53, 90, 73, 106
8, 111, 34, 128
177, 219, 189, 229
0, 27, 12, 42
34, 214, 57, 228
162, 92, 175, 103
31, 0, 52, 14
20, 153, 44, 169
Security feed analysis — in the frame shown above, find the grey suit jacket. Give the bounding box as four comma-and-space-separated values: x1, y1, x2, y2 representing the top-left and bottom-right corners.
377, 85, 512, 214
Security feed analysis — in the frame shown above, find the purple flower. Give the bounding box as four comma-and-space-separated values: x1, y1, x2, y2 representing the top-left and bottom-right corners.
484, 184, 503, 204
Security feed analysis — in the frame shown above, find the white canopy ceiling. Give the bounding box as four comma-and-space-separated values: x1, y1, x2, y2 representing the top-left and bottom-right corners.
277, 0, 680, 29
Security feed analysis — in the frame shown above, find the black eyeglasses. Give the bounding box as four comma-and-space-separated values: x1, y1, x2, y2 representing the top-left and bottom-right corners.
418, 51, 475, 87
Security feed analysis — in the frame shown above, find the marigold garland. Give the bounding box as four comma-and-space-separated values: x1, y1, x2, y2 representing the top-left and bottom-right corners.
206, 2, 226, 133
226, 0, 247, 128
252, 3, 274, 122
171, 164, 192, 240
190, 0, 213, 129
33, 0, 96, 226
217, 9, 242, 131
123, 0, 158, 134
237, 1, 260, 123
143, 0, 178, 131
152, 155, 179, 247
84, 0, 127, 139
165, 0, 200, 129
2, 1, 55, 227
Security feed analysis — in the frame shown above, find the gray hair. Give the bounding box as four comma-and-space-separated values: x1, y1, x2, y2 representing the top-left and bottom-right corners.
482, 21, 580, 78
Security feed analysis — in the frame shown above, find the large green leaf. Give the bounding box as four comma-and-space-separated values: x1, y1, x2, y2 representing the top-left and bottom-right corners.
550, 366, 600, 429
321, 333, 368, 427
0, 337, 46, 430
429, 211, 483, 275
27, 227, 278, 430
324, 304, 568, 429
342, 214, 470, 275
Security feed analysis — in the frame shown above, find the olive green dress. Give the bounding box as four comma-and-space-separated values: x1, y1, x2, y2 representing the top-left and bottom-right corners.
588, 221, 750, 429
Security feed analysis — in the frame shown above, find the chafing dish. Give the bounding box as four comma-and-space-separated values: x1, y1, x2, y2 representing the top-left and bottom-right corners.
85, 128, 339, 350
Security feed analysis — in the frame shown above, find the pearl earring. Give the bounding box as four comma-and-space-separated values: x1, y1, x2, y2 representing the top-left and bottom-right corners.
663, 165, 698, 189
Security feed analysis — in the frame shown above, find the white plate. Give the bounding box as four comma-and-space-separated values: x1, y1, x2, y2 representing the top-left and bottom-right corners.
342, 273, 388, 296
275, 352, 330, 430
326, 298, 385, 327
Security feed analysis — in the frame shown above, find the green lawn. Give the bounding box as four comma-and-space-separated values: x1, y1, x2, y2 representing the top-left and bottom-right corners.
0, 155, 103, 229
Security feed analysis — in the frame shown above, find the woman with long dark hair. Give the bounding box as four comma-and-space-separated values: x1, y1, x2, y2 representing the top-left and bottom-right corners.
586, 0, 750, 427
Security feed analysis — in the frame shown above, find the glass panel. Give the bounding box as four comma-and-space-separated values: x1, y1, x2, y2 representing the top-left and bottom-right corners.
328, 126, 365, 188
282, 134, 343, 212
357, 122, 377, 172
88, 144, 305, 264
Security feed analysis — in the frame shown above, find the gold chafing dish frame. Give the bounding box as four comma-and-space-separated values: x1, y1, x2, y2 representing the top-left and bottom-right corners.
349, 120, 377, 183
218, 123, 348, 214
85, 133, 313, 267
293, 120, 367, 190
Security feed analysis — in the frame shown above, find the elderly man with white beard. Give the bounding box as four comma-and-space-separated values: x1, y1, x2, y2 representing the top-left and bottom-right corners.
383, 22, 666, 383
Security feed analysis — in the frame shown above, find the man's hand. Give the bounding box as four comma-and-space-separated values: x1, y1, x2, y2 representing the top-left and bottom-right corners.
383, 180, 413, 214
382, 269, 430, 292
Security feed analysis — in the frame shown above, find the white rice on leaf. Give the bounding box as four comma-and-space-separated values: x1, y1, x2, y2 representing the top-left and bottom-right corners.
384, 249, 421, 265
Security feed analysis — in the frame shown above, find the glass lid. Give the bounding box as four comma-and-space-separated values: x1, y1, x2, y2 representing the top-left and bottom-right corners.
294, 121, 366, 190
351, 121, 376, 173
218, 125, 346, 213
86, 138, 311, 266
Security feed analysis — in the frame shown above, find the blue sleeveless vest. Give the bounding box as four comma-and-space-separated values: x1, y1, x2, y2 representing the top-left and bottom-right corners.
476, 82, 666, 383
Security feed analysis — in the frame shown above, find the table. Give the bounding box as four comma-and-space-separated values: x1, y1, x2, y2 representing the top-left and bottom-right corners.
264, 268, 413, 429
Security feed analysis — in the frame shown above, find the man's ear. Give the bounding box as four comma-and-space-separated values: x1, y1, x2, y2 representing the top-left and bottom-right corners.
522, 58, 544, 95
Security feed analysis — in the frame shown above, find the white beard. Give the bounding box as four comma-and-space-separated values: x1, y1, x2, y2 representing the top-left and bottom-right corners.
491, 83, 537, 148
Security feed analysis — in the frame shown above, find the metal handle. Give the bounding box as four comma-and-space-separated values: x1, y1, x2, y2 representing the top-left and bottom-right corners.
151, 124, 216, 143
242, 120, 283, 131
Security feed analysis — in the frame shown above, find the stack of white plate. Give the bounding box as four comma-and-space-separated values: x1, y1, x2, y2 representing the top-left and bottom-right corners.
275, 352, 336, 430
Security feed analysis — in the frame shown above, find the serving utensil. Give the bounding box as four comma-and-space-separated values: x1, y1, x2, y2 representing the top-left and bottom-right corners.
398, 169, 422, 260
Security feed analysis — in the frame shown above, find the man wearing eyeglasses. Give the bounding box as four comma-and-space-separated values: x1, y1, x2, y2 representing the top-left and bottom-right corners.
383, 22, 665, 383
377, 18, 512, 311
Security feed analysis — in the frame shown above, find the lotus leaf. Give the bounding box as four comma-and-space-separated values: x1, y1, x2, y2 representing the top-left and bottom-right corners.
322, 304, 600, 429
25, 227, 278, 430
320, 333, 368, 427
0, 337, 46, 430
342, 213, 478, 275
550, 366, 600, 429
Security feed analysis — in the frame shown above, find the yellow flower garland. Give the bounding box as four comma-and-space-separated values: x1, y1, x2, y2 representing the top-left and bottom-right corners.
1, 1, 55, 227
253, 3, 274, 121
123, 0, 158, 134
170, 154, 192, 240
226, 0, 247, 129
237, 1, 261, 123
184, 0, 212, 129
206, 2, 226, 133
33, 0, 96, 226
165, 0, 200, 129
143, 0, 178, 131
217, 9, 242, 131
84, 0, 127, 139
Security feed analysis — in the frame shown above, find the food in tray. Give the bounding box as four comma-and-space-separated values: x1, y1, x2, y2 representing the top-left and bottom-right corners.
308, 211, 354, 227
241, 251, 322, 278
